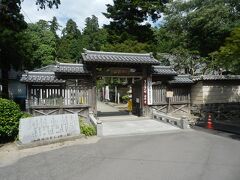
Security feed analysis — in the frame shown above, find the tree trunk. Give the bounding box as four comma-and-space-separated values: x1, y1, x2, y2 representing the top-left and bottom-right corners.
1, 69, 9, 99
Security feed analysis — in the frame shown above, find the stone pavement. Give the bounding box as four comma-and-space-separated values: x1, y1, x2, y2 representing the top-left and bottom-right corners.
97, 101, 129, 117
97, 101, 180, 137
1, 130, 240, 180
102, 119, 180, 136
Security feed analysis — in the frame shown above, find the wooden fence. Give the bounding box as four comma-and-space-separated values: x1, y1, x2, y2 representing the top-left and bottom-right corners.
152, 85, 190, 105
151, 84, 191, 115
28, 86, 91, 107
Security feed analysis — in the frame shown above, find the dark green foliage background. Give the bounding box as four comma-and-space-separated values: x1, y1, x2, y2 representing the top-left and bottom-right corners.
2, 0, 239, 74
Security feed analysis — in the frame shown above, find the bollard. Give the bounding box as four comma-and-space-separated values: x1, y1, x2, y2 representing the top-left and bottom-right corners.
97, 120, 103, 137
180, 116, 189, 129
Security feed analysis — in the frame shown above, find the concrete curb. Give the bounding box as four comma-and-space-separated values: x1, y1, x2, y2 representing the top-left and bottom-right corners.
15, 134, 85, 150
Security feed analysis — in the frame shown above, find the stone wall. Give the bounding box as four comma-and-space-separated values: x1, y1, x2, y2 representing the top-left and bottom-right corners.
191, 103, 240, 126
191, 81, 240, 105
191, 81, 203, 104
202, 81, 240, 104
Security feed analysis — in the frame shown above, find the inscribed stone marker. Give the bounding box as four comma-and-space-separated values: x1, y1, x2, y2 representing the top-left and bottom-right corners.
19, 114, 80, 144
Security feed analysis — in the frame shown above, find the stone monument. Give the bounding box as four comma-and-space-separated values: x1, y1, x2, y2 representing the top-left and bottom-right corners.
19, 114, 80, 144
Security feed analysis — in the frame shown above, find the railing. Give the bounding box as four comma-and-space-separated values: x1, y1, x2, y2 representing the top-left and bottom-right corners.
28, 86, 91, 107
152, 110, 189, 129
27, 97, 89, 107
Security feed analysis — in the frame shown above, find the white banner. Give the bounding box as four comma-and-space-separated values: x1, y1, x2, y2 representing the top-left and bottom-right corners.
147, 77, 153, 105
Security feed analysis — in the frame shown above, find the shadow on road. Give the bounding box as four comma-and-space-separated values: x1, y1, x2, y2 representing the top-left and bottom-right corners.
97, 110, 129, 117
193, 126, 240, 141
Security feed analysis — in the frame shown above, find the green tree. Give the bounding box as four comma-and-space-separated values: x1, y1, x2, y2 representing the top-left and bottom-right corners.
62, 19, 81, 39
82, 15, 108, 50
57, 19, 83, 62
211, 27, 240, 73
20, 22, 56, 69
35, 0, 60, 9
185, 0, 240, 56
0, 0, 61, 98
49, 16, 60, 39
103, 0, 167, 44
161, 0, 240, 55
0, 0, 26, 98
154, 0, 240, 73
101, 40, 150, 53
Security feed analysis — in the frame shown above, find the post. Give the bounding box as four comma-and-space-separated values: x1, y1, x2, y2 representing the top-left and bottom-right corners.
167, 97, 170, 113
166, 91, 173, 114
117, 92, 120, 104
180, 116, 189, 129
115, 86, 117, 103
26, 84, 31, 113
91, 65, 97, 114
188, 90, 191, 114
97, 120, 103, 137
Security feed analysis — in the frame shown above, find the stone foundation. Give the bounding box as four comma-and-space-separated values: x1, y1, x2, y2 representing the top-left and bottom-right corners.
191, 103, 240, 126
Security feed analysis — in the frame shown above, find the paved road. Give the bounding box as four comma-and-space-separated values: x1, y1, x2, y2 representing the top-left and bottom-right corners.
1, 130, 240, 180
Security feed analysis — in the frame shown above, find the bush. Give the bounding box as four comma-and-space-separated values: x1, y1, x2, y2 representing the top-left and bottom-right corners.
80, 120, 96, 136
0, 98, 23, 142
121, 95, 130, 103
21, 112, 32, 118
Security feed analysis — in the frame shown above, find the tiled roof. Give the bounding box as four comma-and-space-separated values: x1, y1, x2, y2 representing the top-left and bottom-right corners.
32, 65, 57, 72
55, 63, 90, 74
82, 49, 160, 65
20, 72, 65, 83
192, 75, 240, 81
151, 66, 177, 76
169, 75, 193, 84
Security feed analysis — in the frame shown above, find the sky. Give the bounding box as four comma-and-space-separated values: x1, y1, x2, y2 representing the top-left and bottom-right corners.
21, 0, 113, 33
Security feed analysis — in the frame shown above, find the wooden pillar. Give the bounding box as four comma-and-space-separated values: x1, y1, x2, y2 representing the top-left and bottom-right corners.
26, 84, 31, 113
167, 97, 170, 114
115, 86, 117, 103
91, 65, 97, 115
188, 88, 191, 114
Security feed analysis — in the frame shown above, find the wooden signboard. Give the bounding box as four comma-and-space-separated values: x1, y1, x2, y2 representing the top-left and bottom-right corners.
166, 91, 173, 98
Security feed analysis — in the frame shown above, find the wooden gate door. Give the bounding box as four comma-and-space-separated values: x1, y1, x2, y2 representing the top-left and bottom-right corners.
132, 80, 142, 116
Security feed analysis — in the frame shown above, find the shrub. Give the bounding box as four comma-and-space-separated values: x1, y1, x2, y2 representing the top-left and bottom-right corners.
121, 95, 130, 103
21, 112, 32, 118
0, 98, 23, 142
80, 120, 96, 136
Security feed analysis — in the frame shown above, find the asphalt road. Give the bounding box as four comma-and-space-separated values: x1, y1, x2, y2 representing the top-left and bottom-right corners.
1, 130, 240, 180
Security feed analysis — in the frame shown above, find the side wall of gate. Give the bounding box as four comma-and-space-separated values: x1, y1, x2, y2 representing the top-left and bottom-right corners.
150, 84, 191, 117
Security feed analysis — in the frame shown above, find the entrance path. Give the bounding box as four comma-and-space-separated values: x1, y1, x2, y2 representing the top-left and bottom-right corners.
97, 101, 180, 137
102, 119, 180, 137
97, 101, 129, 117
